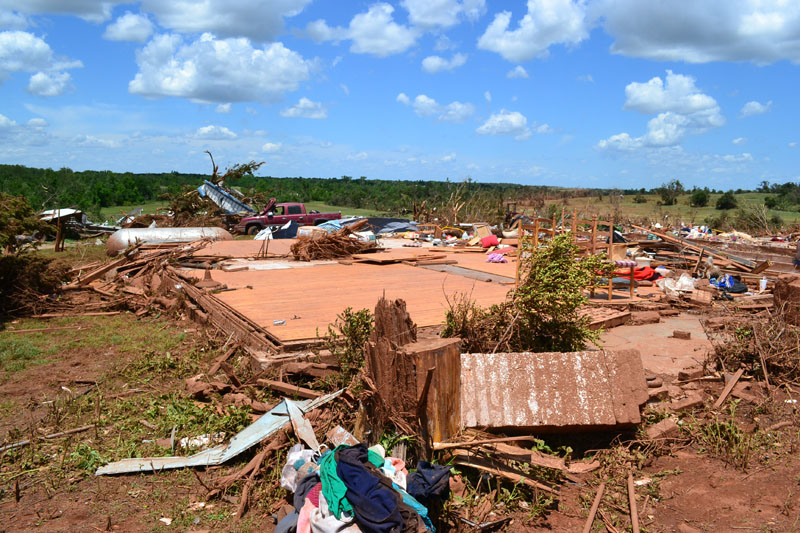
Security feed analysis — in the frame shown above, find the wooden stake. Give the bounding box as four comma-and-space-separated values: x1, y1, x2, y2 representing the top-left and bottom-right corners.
713, 367, 745, 408
627, 472, 640, 533
582, 481, 606, 533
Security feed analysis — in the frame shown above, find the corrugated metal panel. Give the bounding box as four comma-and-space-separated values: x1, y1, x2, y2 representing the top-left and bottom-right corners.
95, 389, 342, 475
198, 180, 255, 214
460, 350, 647, 431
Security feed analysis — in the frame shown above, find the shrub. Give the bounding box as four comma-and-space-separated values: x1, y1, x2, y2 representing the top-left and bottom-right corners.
325, 307, 373, 380
657, 180, 684, 206
443, 234, 612, 353
690, 189, 709, 207
716, 191, 738, 210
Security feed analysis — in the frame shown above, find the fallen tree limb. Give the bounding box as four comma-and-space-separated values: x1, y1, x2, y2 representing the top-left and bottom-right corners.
0, 424, 95, 453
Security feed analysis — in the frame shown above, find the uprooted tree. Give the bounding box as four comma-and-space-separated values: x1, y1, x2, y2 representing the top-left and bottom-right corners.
0, 193, 68, 319
442, 233, 613, 353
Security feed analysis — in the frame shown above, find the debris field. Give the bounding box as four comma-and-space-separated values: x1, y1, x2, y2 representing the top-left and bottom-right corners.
2, 212, 800, 532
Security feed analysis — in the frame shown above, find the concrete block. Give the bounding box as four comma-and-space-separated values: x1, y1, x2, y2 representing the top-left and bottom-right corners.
678, 366, 705, 381
669, 393, 704, 412
646, 417, 680, 440
774, 274, 800, 326
630, 311, 661, 325
647, 386, 670, 402
673, 330, 692, 339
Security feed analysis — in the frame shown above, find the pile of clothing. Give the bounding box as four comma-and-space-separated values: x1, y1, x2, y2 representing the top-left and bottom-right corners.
276, 442, 450, 533
612, 266, 663, 282
710, 274, 748, 294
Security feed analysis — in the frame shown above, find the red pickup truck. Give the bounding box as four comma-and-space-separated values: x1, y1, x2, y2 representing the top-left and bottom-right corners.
234, 198, 341, 235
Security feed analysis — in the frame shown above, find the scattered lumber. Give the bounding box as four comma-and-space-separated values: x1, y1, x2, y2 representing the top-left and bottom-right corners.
713, 368, 745, 408
256, 379, 321, 399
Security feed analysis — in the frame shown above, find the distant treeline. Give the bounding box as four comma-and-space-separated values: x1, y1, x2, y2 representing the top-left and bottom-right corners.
0, 164, 598, 217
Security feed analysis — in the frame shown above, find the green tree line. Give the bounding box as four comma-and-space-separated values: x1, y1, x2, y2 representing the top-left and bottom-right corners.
0, 164, 562, 218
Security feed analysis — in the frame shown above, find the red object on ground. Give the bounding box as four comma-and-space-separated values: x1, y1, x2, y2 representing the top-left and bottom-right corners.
613, 266, 657, 280
490, 246, 515, 255
481, 235, 500, 248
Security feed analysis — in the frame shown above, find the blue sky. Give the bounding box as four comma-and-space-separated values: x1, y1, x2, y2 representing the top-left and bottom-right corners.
0, 1, 797, 189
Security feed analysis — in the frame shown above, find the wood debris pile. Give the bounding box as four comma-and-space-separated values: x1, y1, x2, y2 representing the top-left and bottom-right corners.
50, 240, 213, 317
290, 219, 377, 261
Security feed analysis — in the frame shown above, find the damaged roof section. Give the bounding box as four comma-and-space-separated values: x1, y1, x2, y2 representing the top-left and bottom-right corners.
460, 349, 648, 432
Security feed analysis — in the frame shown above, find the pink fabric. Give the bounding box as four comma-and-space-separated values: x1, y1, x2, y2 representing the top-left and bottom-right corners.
490, 247, 515, 255
307, 482, 322, 508
297, 498, 314, 533
389, 457, 408, 476
481, 234, 499, 248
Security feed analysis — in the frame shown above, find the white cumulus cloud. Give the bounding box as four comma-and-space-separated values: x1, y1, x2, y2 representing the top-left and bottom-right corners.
0, 31, 82, 95
129, 33, 313, 103
305, 3, 417, 57
506, 65, 529, 79
599, 70, 725, 151
140, 0, 312, 42
215, 103, 231, 113
347, 151, 368, 160
398, 93, 475, 123
0, 0, 116, 23
194, 125, 237, 139
262, 142, 281, 152
280, 97, 327, 119
732, 137, 747, 145
476, 109, 531, 140
26, 71, 72, 96
401, 0, 486, 28
593, 0, 800, 64
484, 90, 491, 103
440, 152, 456, 162
740, 100, 772, 117
477, 0, 588, 62
103, 12, 154, 42
623, 70, 718, 115
421, 52, 467, 73
0, 9, 29, 30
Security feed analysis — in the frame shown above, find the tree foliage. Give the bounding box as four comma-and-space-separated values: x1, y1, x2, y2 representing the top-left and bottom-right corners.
716, 190, 738, 210
0, 193, 52, 253
442, 234, 612, 353
657, 179, 684, 206
690, 188, 709, 207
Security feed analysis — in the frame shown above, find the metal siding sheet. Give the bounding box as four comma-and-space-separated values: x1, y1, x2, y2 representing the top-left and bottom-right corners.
460, 350, 645, 431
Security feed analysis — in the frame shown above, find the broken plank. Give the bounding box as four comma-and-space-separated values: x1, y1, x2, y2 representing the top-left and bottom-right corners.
32, 311, 122, 318
583, 481, 606, 533
433, 435, 538, 450
75, 256, 129, 285
4, 326, 83, 334
256, 379, 321, 399
208, 344, 239, 376
452, 454, 559, 494
713, 368, 745, 408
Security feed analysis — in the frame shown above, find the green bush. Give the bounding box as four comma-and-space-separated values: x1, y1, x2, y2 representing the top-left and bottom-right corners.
443, 234, 612, 353
690, 189, 709, 207
716, 191, 738, 210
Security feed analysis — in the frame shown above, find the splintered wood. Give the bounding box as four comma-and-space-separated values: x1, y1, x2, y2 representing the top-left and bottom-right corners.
290, 219, 377, 261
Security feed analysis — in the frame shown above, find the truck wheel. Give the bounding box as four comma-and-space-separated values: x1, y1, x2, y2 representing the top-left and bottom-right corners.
246, 225, 261, 235
314, 219, 327, 226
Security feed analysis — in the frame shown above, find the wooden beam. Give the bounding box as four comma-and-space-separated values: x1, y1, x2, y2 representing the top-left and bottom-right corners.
713, 367, 744, 408
256, 379, 321, 399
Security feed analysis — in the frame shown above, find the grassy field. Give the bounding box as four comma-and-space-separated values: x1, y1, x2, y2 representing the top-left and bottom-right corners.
97, 191, 800, 231
542, 192, 800, 227
98, 200, 167, 222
